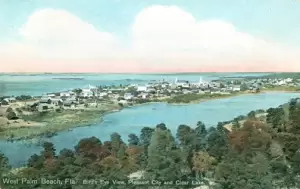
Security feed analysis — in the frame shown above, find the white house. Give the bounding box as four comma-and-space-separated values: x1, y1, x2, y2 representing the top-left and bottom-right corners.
175, 78, 190, 88
60, 91, 72, 97
198, 90, 205, 94
286, 78, 293, 83
47, 93, 56, 98
118, 99, 128, 104
39, 96, 52, 104
146, 87, 156, 93
52, 98, 63, 106
1, 99, 9, 105
124, 93, 134, 100
2, 97, 16, 105
80, 88, 94, 97
141, 93, 149, 99
99, 92, 108, 97
232, 86, 241, 92
137, 85, 148, 92
192, 77, 205, 87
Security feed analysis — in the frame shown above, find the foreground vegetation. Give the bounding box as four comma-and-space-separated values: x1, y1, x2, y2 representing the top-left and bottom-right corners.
1, 98, 300, 188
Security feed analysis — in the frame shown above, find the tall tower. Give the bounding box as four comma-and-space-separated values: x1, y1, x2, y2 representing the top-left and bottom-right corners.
199, 77, 203, 85
175, 77, 178, 84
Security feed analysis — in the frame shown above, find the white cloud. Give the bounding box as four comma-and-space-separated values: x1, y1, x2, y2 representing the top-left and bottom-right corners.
18, 9, 118, 59
0, 5, 300, 72
131, 5, 300, 69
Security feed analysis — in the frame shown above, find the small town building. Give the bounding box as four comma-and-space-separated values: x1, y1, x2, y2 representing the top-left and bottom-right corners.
124, 93, 134, 100
39, 96, 52, 104
51, 98, 63, 106
60, 91, 72, 97
140, 93, 149, 99
118, 99, 128, 104
137, 85, 148, 92
38, 104, 51, 112
80, 88, 94, 97
232, 86, 241, 92
99, 92, 108, 97
64, 100, 76, 108
7, 97, 16, 102
1, 99, 9, 105
198, 90, 205, 94
47, 93, 56, 98
175, 79, 190, 88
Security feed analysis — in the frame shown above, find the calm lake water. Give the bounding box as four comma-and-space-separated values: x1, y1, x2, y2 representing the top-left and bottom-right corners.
0, 92, 299, 167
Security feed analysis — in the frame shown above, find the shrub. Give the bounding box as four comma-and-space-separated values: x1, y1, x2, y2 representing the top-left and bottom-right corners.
6, 107, 13, 113
6, 111, 18, 120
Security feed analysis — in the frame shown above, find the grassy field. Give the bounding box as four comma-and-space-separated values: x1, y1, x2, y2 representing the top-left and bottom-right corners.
0, 103, 121, 140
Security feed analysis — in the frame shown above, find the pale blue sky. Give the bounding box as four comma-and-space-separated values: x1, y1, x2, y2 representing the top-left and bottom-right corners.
1, 0, 300, 73
0, 0, 300, 46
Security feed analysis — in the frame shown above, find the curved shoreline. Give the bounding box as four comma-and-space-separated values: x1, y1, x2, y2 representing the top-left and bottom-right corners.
1, 90, 299, 142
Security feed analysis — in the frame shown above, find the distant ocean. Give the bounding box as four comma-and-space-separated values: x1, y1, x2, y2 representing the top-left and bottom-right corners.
0, 73, 269, 96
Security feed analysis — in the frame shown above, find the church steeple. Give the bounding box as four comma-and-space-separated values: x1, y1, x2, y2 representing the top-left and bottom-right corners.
199, 77, 203, 85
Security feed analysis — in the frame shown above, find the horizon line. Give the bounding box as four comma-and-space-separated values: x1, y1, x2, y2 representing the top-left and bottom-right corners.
0, 71, 297, 74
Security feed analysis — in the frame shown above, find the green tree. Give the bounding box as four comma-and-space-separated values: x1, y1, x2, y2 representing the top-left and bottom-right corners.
207, 128, 228, 160
176, 124, 198, 174
195, 121, 208, 150
146, 127, 184, 182
266, 107, 285, 132
288, 99, 300, 134
140, 127, 154, 147
41, 142, 56, 159
215, 152, 273, 189
156, 123, 167, 130
128, 133, 139, 146
110, 133, 123, 157
240, 83, 249, 91
192, 151, 215, 180
247, 111, 256, 119
72, 88, 83, 96
195, 121, 207, 137
117, 144, 127, 160
6, 111, 18, 120
75, 137, 102, 154
0, 152, 10, 181
27, 154, 44, 169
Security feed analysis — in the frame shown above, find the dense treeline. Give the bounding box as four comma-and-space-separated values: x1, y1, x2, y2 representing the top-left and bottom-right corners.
1, 99, 300, 188
167, 93, 232, 104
